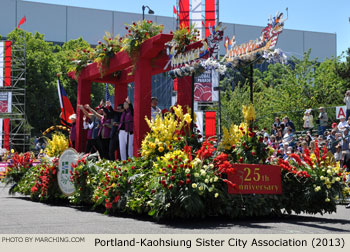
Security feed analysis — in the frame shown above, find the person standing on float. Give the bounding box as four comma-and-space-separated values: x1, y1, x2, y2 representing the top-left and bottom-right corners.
118, 97, 134, 160
151, 97, 161, 121
84, 102, 112, 159
68, 114, 77, 148
105, 102, 124, 160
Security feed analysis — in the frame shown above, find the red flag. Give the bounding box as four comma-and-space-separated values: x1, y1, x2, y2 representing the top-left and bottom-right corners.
173, 6, 177, 15
18, 16, 26, 29
57, 79, 75, 125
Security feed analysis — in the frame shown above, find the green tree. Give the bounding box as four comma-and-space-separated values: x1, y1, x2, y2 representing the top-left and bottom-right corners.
56, 37, 106, 109
336, 48, 350, 81
220, 50, 347, 131
7, 29, 61, 135
6, 29, 107, 136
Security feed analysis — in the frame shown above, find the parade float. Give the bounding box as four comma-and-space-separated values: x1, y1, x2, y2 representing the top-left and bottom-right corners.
2, 104, 349, 220
1, 13, 349, 220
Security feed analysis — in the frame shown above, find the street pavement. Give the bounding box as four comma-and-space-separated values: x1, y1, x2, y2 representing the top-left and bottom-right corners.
0, 183, 349, 234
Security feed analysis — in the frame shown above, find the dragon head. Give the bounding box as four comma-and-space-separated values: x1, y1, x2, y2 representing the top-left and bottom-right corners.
272, 12, 286, 34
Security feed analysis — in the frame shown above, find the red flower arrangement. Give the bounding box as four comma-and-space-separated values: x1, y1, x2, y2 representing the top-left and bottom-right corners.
196, 140, 216, 160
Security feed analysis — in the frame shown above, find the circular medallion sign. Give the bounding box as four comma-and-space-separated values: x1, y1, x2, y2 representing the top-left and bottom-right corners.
58, 148, 78, 196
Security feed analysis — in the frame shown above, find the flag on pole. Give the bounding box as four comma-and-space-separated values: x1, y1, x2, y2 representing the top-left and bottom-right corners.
173, 6, 177, 15
57, 78, 75, 125
105, 83, 111, 102
18, 16, 26, 29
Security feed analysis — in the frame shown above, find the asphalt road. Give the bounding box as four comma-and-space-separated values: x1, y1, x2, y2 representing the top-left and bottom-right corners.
1, 183, 350, 234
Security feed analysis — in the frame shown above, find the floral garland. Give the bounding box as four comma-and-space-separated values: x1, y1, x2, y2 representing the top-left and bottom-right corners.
168, 58, 227, 79
167, 24, 225, 79
262, 48, 288, 64
69, 47, 95, 79
123, 20, 163, 64
68, 20, 163, 78
201, 58, 227, 75
94, 32, 124, 77
168, 60, 204, 79
166, 25, 200, 54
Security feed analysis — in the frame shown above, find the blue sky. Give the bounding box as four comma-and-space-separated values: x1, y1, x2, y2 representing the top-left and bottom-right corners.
25, 0, 350, 57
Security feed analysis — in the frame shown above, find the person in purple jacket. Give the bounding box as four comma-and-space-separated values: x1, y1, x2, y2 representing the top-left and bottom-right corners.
78, 104, 101, 154
99, 108, 112, 159
118, 97, 134, 160
84, 102, 112, 160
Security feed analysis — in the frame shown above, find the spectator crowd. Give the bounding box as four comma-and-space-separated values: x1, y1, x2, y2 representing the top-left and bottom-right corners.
265, 99, 350, 173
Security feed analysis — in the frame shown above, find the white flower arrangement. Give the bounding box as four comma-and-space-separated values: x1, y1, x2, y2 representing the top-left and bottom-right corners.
201, 58, 227, 75
262, 48, 288, 64
169, 58, 226, 79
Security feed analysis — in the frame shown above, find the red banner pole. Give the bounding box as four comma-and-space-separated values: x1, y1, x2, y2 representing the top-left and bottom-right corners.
179, 0, 190, 28
205, 0, 216, 37
4, 41, 11, 150
205, 111, 216, 138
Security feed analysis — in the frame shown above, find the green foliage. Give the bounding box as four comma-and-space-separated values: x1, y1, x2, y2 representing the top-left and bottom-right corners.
171, 24, 200, 53
123, 20, 163, 60
6, 29, 106, 136
336, 48, 350, 80
227, 130, 271, 164
69, 158, 99, 205
66, 46, 95, 79
3, 152, 34, 189
7, 29, 61, 135
221, 50, 348, 130
15, 158, 62, 202
5, 139, 349, 220
94, 32, 123, 77
56, 37, 91, 107
92, 158, 144, 214
221, 86, 250, 127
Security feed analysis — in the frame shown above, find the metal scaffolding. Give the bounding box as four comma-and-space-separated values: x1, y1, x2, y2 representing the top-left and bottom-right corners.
0, 40, 30, 153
